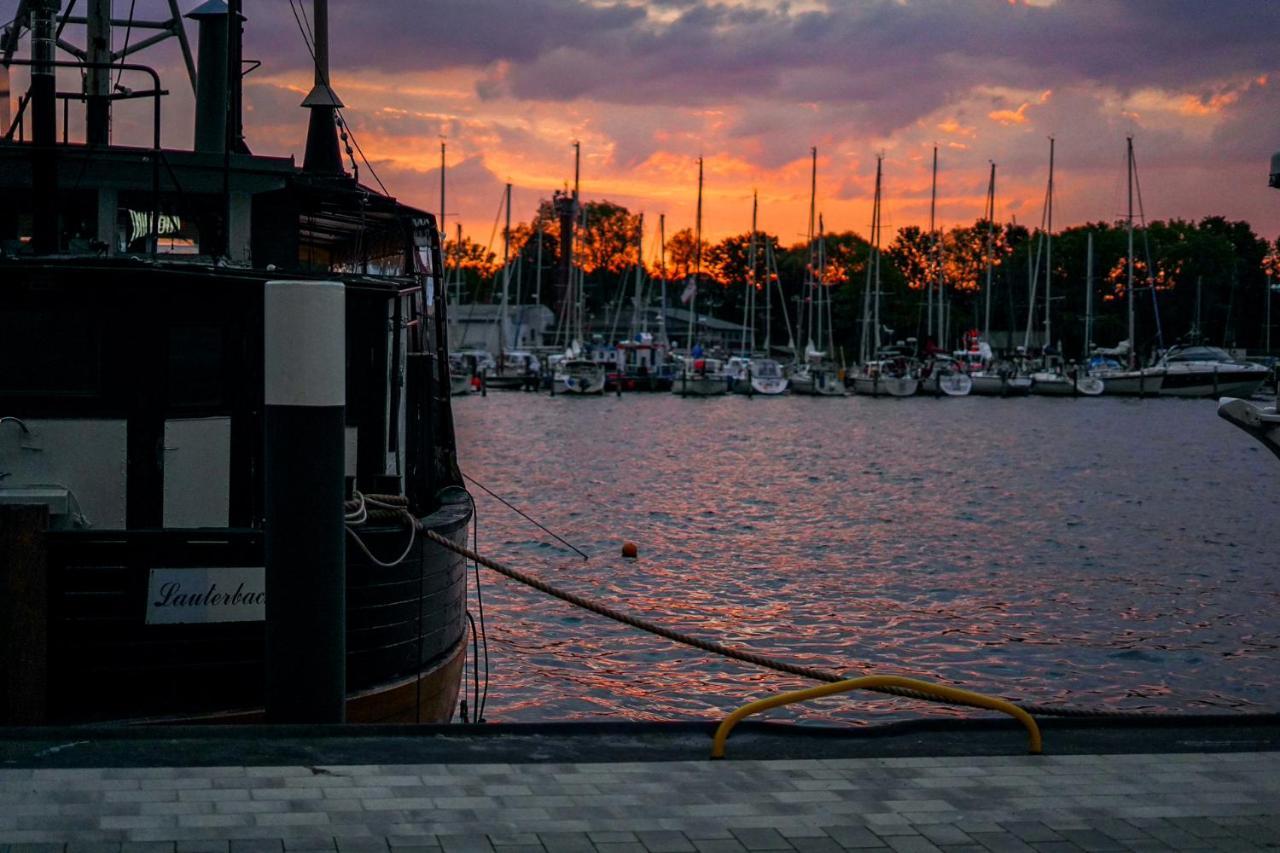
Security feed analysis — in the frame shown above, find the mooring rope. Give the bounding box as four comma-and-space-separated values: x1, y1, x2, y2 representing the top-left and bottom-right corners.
417, 526, 1259, 721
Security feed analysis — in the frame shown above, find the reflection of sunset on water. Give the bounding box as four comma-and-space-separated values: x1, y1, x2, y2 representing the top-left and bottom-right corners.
455, 394, 1279, 725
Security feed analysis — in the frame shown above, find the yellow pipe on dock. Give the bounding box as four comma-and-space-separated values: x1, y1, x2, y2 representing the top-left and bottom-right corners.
711, 675, 1042, 758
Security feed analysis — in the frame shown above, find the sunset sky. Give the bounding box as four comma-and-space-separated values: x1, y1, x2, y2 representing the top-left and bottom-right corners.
16, 0, 1280, 258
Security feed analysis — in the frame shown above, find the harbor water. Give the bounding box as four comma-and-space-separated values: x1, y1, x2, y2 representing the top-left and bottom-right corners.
454, 393, 1279, 725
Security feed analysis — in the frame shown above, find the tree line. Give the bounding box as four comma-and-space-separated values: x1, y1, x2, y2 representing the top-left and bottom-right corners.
445, 198, 1280, 358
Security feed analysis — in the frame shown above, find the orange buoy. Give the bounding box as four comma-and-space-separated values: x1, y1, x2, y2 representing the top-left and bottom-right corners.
621, 541, 638, 559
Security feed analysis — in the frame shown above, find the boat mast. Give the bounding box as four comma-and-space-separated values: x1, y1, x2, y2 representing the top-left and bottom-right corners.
1084, 230, 1094, 363
574, 141, 584, 345
928, 145, 938, 347
534, 223, 543, 308
873, 155, 883, 360
688, 156, 703, 353
630, 213, 645, 338
1045, 136, 1055, 353
745, 191, 759, 355
440, 141, 446, 244
659, 213, 669, 347
860, 160, 877, 366
804, 147, 818, 355
983, 162, 996, 344
820, 213, 833, 358
1126, 136, 1136, 369
500, 182, 511, 360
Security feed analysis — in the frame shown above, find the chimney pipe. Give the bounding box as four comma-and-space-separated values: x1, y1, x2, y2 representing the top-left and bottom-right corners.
31, 0, 60, 254
186, 0, 236, 154
301, 0, 344, 175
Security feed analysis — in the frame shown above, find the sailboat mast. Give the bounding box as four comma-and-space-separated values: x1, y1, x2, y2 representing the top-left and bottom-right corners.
576, 142, 586, 345
688, 156, 703, 353
805, 147, 817, 353
1045, 137, 1055, 352
1126, 136, 1136, 369
631, 213, 644, 338
983, 162, 995, 344
439, 141, 446, 244
659, 214, 669, 346
821, 213, 833, 357
500, 182, 512, 359
1084, 231, 1094, 362
873, 155, 883, 359
534, 223, 543, 307
765, 241, 773, 355
928, 145, 937, 346
745, 190, 759, 355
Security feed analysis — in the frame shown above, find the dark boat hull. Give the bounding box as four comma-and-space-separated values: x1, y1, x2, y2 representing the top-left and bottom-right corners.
43, 498, 471, 725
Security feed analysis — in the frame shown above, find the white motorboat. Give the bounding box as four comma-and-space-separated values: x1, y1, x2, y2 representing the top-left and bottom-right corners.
1154, 345, 1269, 399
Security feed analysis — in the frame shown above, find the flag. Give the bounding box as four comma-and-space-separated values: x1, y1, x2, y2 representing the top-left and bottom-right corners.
680, 279, 697, 304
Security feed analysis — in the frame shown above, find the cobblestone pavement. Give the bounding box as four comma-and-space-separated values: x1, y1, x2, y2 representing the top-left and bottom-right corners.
1, 752, 1277, 852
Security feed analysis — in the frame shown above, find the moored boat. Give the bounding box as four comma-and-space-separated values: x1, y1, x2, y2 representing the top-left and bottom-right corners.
1156, 345, 1269, 398
0, 1, 470, 724
555, 358, 607, 395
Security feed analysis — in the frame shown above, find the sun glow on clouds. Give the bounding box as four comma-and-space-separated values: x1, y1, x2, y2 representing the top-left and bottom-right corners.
221, 0, 1280, 248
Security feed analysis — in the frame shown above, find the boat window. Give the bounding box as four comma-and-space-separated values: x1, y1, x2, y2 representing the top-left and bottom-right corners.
0, 308, 101, 396
1167, 346, 1231, 362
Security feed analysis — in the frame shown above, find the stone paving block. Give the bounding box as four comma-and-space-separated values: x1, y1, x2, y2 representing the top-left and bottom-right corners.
726, 829, 793, 851
486, 847, 541, 853
229, 843, 284, 853
916, 827, 973, 847
281, 843, 336, 852
1024, 844, 1081, 853
1054, 830, 1125, 850
435, 837, 493, 853
635, 831, 697, 853
120, 844, 175, 853
1222, 824, 1280, 846
783, 839, 841, 853
820, 826, 883, 849
594, 845, 646, 853
961, 833, 1034, 853
996, 825, 1061, 845
689, 841, 746, 853
65, 846, 121, 853
330, 840, 387, 853
586, 835, 638, 846
173, 843, 225, 853
881, 839, 942, 853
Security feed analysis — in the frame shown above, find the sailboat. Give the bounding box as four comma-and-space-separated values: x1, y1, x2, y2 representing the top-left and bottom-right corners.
673, 157, 728, 397
554, 141, 607, 396
853, 156, 919, 397
915, 147, 971, 397
788, 150, 847, 397
964, 162, 1032, 397
1094, 138, 1165, 396
1025, 139, 1103, 397
728, 192, 789, 395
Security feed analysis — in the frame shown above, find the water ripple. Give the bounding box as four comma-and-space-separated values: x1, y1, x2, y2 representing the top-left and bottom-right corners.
455, 394, 1280, 723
